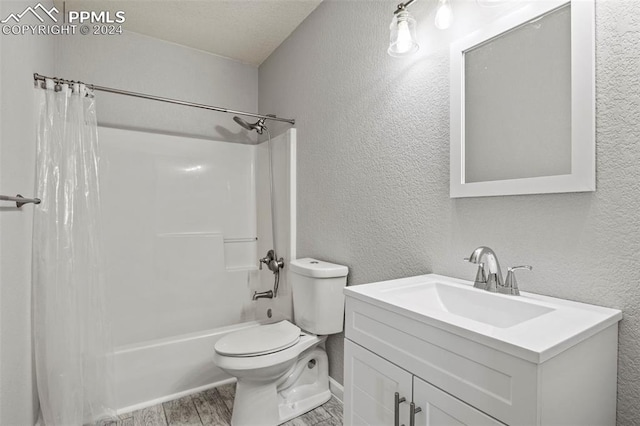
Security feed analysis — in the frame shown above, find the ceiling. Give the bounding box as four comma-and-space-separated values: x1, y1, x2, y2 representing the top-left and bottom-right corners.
54, 0, 323, 66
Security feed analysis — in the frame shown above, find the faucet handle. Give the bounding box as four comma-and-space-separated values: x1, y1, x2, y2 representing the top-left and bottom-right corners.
258, 255, 270, 270
500, 265, 532, 296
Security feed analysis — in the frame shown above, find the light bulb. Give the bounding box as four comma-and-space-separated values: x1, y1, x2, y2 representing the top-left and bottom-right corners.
388, 10, 419, 57
435, 0, 453, 30
396, 20, 413, 53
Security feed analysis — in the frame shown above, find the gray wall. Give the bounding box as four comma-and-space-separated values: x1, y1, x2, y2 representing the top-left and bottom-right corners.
55, 30, 258, 143
259, 1, 640, 424
0, 1, 55, 424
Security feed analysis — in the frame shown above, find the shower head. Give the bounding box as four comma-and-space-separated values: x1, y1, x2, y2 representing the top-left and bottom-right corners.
233, 116, 267, 135
233, 116, 254, 131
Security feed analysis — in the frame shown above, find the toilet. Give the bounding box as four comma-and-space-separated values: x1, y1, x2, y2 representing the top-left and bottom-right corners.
213, 258, 348, 426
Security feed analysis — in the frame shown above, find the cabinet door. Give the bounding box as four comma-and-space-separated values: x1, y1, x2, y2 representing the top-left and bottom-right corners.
412, 377, 505, 426
345, 339, 413, 426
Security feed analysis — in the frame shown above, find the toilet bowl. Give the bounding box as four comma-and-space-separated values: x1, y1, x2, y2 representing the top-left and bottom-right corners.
213, 258, 348, 426
213, 321, 330, 425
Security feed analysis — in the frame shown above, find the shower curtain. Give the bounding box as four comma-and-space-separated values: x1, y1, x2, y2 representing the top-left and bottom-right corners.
32, 79, 115, 425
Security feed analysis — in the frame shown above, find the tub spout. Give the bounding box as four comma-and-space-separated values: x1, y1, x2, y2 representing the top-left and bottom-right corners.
252, 290, 274, 300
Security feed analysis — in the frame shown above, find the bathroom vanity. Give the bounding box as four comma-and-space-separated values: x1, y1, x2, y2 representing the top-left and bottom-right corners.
343, 274, 622, 426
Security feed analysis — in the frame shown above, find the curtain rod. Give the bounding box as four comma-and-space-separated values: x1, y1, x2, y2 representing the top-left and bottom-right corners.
33, 73, 296, 125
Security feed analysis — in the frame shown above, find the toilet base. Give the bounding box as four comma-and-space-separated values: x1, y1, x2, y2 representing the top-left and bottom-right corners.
232, 380, 280, 426
230, 347, 330, 426
278, 389, 331, 425
277, 347, 330, 423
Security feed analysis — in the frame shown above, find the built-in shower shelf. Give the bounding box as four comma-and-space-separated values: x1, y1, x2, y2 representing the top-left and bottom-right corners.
223, 237, 258, 271
223, 237, 258, 243
226, 265, 259, 272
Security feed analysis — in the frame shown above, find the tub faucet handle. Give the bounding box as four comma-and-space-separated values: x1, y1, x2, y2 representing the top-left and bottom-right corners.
258, 255, 271, 270
259, 249, 283, 274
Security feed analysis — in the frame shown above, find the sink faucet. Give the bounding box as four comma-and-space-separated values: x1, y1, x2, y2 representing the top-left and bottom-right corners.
465, 246, 532, 295
465, 246, 504, 292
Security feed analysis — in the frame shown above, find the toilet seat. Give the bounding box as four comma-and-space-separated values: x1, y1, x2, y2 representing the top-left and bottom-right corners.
214, 320, 301, 357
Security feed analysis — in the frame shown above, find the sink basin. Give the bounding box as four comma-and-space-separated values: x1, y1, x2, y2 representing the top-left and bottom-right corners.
344, 274, 622, 362
381, 281, 554, 328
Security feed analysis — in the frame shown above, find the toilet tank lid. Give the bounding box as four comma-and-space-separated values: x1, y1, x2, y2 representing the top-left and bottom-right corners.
289, 258, 348, 278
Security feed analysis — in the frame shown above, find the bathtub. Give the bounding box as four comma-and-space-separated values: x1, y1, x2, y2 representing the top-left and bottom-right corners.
114, 320, 264, 414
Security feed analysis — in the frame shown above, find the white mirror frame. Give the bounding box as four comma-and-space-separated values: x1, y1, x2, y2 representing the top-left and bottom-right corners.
450, 0, 595, 198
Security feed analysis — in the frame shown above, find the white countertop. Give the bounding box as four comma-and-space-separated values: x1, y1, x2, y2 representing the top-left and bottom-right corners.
344, 274, 623, 363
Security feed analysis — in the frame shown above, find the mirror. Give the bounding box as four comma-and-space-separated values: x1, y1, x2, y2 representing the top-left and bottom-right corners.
450, 0, 595, 198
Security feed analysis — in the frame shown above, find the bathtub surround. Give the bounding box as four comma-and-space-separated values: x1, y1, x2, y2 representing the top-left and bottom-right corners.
99, 127, 259, 347
100, 127, 296, 411
259, 0, 640, 424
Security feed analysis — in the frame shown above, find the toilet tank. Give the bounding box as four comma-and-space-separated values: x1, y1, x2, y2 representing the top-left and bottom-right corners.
289, 258, 348, 335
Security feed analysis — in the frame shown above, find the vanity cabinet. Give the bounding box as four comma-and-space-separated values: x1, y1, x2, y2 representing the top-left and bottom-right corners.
345, 339, 503, 426
413, 376, 504, 426
344, 290, 619, 426
344, 339, 412, 426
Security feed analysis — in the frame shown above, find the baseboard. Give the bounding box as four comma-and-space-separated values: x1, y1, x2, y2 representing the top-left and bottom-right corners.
328, 377, 344, 403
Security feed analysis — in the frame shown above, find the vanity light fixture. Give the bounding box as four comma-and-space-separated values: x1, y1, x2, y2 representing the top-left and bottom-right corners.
388, 1, 419, 57
388, 0, 454, 57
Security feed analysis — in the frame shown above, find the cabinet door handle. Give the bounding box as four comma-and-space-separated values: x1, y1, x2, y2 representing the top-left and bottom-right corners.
394, 392, 406, 426
409, 402, 422, 426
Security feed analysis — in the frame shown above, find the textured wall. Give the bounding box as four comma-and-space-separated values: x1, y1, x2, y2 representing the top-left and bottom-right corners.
55, 30, 258, 143
259, 0, 640, 424
0, 1, 55, 424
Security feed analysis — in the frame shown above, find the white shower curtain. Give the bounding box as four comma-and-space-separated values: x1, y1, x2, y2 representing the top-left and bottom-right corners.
32, 79, 115, 425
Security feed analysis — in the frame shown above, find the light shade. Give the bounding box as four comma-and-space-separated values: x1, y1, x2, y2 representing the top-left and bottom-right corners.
388, 10, 419, 57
